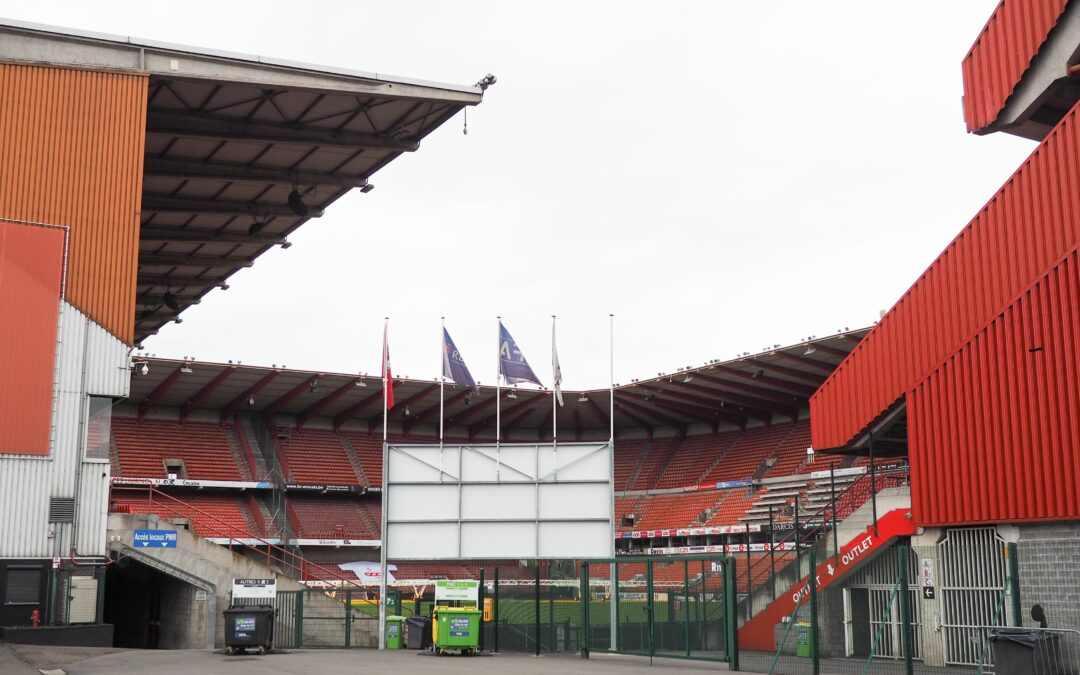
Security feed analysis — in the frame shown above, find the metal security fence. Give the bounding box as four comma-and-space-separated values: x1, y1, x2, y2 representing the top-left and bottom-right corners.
233, 588, 379, 648
579, 555, 736, 665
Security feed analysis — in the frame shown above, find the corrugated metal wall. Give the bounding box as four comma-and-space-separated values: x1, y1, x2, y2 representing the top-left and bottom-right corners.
909, 247, 1080, 526
812, 99, 1080, 451
961, 0, 1069, 133
0, 222, 64, 456
0, 300, 128, 557
0, 63, 147, 345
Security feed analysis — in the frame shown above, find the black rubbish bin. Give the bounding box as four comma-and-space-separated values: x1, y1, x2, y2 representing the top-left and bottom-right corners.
406, 616, 432, 650
990, 628, 1063, 675
223, 605, 276, 655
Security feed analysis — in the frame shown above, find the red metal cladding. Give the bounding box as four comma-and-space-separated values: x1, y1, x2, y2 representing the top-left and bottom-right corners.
811, 99, 1080, 451
962, 0, 1069, 133
0, 64, 147, 345
909, 247, 1080, 526
0, 221, 65, 456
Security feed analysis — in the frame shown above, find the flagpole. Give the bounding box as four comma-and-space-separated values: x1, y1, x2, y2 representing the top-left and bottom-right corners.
495, 316, 501, 481
551, 315, 557, 480
379, 316, 389, 650
608, 312, 616, 649
439, 317, 445, 483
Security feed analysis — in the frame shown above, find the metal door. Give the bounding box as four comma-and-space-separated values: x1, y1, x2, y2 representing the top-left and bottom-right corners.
938, 527, 1007, 666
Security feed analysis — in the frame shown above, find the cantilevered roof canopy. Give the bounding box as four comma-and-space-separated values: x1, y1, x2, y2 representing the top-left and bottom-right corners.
127, 329, 870, 439
0, 19, 487, 343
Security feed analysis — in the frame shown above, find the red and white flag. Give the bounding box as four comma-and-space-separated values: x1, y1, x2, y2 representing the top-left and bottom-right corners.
382, 322, 395, 410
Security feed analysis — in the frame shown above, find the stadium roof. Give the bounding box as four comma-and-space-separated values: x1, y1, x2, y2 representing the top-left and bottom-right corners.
0, 19, 487, 343
127, 328, 870, 439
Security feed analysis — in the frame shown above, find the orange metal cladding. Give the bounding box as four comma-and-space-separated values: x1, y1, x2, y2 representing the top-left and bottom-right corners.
908, 247, 1080, 526
962, 0, 1069, 133
811, 98, 1080, 451
0, 222, 65, 456
0, 63, 147, 345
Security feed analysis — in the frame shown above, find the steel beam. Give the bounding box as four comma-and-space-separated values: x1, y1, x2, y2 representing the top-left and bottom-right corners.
138, 366, 185, 420
135, 294, 201, 308
180, 365, 236, 423
220, 369, 282, 422
265, 375, 324, 418
332, 389, 387, 431
465, 393, 543, 435
147, 110, 420, 152
298, 379, 363, 429
635, 383, 769, 425
142, 195, 324, 218
139, 226, 286, 246
700, 368, 815, 399
367, 383, 440, 433
405, 388, 471, 432
741, 358, 829, 386
144, 156, 369, 189
770, 352, 837, 374
139, 252, 254, 267
663, 379, 798, 419
137, 273, 231, 287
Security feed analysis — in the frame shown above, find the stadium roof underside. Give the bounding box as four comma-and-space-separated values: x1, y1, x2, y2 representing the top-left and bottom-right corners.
0, 19, 485, 344
127, 329, 869, 439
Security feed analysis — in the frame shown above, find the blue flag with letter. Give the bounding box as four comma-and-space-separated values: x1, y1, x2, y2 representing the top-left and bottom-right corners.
443, 328, 478, 394
499, 321, 543, 387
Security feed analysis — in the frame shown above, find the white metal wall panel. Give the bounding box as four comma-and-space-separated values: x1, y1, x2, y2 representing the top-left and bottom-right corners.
385, 442, 613, 560
0, 302, 122, 557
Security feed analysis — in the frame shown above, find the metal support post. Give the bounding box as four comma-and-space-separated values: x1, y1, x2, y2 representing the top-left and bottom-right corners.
1007, 543, 1021, 627
535, 562, 541, 656
794, 496, 801, 576
898, 543, 913, 675
769, 505, 777, 600
580, 563, 590, 658
646, 561, 655, 662
725, 557, 739, 671
744, 532, 752, 619
614, 561, 621, 652
479, 568, 486, 652
494, 567, 500, 652
684, 560, 691, 658
869, 432, 878, 536
809, 550, 819, 675
344, 590, 352, 648
830, 466, 839, 566
94, 565, 106, 624
295, 591, 304, 647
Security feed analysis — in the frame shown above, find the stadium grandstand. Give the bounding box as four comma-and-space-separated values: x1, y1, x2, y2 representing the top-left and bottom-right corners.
2, 2, 1080, 673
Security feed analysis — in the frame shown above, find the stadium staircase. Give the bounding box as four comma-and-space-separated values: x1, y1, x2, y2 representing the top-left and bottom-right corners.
736, 472, 914, 651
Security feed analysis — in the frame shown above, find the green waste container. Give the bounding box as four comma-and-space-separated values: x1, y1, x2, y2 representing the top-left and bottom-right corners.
386, 615, 405, 649
795, 622, 811, 658
433, 607, 481, 654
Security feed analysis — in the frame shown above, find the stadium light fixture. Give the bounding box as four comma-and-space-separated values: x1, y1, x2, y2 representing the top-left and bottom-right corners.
137, 362, 149, 376
247, 395, 256, 407
804, 345, 817, 355
404, 405, 411, 417
578, 394, 589, 403
163, 292, 179, 311
355, 378, 367, 388
359, 184, 375, 194
506, 389, 517, 400
287, 188, 310, 216
180, 362, 193, 374
752, 369, 765, 379
683, 375, 694, 383
249, 219, 267, 235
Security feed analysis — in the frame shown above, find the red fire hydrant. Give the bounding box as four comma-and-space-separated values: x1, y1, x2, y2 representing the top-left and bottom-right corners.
30, 608, 40, 628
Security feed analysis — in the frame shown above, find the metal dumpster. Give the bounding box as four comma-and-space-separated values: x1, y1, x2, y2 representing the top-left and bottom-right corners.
432, 606, 481, 655
223, 605, 275, 655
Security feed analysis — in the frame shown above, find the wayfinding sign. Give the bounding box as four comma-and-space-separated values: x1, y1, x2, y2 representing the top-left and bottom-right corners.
232, 578, 276, 600
134, 529, 177, 548
435, 579, 479, 604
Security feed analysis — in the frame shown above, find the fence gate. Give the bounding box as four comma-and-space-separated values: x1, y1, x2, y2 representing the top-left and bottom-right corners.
939, 527, 1007, 667
843, 545, 923, 661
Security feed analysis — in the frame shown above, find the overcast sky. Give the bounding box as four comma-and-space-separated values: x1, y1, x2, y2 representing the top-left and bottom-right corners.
6, 1, 1036, 389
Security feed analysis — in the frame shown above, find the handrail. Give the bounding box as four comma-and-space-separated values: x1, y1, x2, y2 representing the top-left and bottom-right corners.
740, 464, 910, 612
112, 485, 366, 591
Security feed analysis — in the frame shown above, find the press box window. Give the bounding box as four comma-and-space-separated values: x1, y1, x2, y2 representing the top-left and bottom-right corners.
5, 568, 41, 605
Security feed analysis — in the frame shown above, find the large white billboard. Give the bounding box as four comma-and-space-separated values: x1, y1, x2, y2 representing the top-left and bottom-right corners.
384, 442, 613, 560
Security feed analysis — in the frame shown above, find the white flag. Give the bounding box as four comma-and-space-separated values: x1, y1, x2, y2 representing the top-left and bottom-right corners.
552, 319, 563, 406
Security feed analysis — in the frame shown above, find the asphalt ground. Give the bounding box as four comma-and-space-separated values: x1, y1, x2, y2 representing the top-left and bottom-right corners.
0, 644, 747, 674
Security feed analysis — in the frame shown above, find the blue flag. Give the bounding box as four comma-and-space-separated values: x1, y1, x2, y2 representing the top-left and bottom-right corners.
499, 321, 543, 387
443, 328, 478, 394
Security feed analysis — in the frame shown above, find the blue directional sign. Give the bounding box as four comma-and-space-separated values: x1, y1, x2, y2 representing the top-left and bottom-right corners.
134, 529, 177, 548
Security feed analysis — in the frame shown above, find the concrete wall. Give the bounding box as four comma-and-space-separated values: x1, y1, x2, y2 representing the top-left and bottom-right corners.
1017, 521, 1080, 630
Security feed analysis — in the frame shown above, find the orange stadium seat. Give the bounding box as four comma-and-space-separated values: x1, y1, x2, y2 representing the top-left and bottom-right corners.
111, 417, 242, 480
